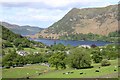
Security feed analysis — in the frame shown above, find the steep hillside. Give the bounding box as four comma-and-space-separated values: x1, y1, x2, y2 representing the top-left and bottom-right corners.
33, 5, 118, 39
1, 22, 44, 35
1, 25, 45, 48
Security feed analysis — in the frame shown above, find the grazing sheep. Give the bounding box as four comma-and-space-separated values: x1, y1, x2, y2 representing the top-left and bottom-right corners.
95, 70, 99, 72
80, 72, 83, 75
26, 76, 29, 79
71, 72, 74, 74
63, 72, 74, 75
65, 72, 68, 74
63, 73, 65, 74
68, 72, 71, 74
38, 73, 42, 75
43, 70, 48, 73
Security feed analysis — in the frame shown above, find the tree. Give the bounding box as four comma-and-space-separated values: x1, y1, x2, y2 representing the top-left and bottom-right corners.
43, 52, 53, 63
24, 52, 44, 64
91, 50, 103, 63
13, 38, 22, 47
100, 44, 119, 60
68, 48, 91, 69
51, 43, 65, 51
91, 44, 97, 48
2, 41, 13, 48
2, 50, 5, 56
48, 51, 66, 70
2, 49, 17, 67
101, 59, 111, 66
17, 44, 24, 51
2, 48, 25, 67
14, 55, 25, 66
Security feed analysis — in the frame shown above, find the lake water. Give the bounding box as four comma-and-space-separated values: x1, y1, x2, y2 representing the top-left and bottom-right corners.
30, 39, 112, 46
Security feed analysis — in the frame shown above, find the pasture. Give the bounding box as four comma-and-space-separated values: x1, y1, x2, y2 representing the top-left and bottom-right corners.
3, 47, 48, 54
2, 64, 49, 78
2, 59, 119, 78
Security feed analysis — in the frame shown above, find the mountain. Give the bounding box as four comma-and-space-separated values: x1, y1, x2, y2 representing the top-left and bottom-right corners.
1, 22, 44, 36
32, 4, 119, 39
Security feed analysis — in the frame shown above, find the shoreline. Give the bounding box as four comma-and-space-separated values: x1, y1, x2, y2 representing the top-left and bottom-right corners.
29, 38, 114, 47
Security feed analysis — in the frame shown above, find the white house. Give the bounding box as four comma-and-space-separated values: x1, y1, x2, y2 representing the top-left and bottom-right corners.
79, 45, 91, 49
16, 51, 28, 56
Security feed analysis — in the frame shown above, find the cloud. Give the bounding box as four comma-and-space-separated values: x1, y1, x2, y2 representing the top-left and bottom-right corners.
24, 8, 68, 22
38, 0, 119, 8
0, 5, 69, 28
1, 0, 119, 8
0, 0, 119, 28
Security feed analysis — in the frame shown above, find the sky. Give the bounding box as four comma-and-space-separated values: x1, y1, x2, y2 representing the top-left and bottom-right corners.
0, 0, 119, 28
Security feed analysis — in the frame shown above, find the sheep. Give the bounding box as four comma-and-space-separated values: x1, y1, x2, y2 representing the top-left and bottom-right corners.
95, 70, 100, 72
26, 76, 29, 79
63, 73, 65, 74
80, 72, 83, 75
70, 72, 74, 74
38, 73, 42, 75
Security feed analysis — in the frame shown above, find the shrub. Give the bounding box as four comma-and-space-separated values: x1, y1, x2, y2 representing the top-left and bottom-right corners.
4, 66, 10, 69
101, 59, 111, 66
91, 44, 97, 48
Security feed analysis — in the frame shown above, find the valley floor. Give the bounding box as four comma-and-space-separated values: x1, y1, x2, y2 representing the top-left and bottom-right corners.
2, 59, 119, 79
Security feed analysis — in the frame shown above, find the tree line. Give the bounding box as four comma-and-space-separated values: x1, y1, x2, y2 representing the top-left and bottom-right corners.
59, 31, 119, 42
2, 43, 119, 69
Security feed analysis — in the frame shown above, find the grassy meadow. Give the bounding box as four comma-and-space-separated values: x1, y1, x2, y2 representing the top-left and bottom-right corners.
2, 59, 119, 78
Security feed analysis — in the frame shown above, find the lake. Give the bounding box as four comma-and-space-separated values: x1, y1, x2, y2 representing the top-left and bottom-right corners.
30, 38, 112, 46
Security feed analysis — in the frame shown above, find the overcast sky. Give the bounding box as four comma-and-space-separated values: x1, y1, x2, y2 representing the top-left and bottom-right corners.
0, 0, 119, 28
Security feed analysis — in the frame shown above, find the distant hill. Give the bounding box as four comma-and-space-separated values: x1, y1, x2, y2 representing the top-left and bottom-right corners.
32, 4, 119, 39
1, 22, 44, 35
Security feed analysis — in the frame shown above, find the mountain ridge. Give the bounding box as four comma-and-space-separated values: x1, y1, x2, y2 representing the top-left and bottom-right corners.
31, 4, 118, 39
1, 22, 44, 35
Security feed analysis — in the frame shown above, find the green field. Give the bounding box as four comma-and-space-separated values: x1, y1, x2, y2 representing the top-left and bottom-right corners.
24, 48, 48, 53
2, 64, 49, 78
2, 59, 119, 78
3, 47, 48, 54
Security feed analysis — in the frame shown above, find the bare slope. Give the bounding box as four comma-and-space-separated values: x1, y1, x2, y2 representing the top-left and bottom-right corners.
32, 5, 118, 39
